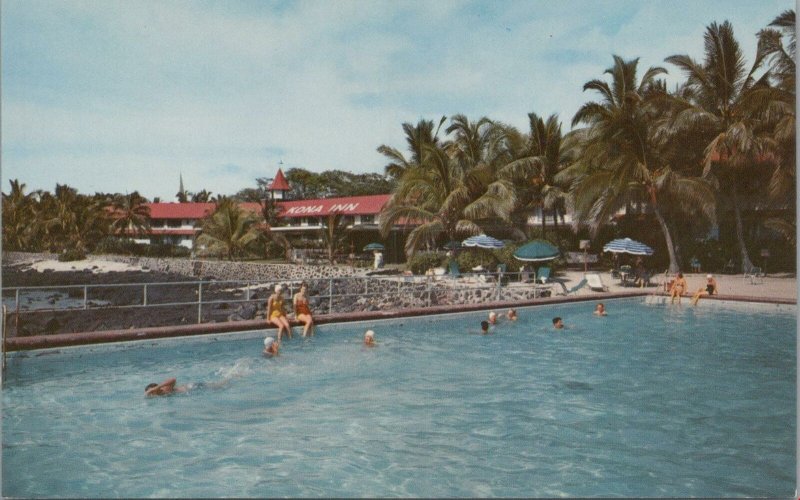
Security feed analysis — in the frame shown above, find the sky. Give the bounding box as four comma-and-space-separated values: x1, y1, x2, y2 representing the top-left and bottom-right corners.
1, 0, 793, 201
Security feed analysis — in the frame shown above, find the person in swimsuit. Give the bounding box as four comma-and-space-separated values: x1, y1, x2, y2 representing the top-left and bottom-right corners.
263, 336, 280, 357
690, 274, 718, 305
552, 317, 564, 329
267, 284, 293, 340
593, 303, 607, 316
488, 311, 498, 325
364, 329, 376, 347
480, 320, 490, 334
293, 282, 314, 337
145, 377, 188, 397
669, 272, 687, 304
507, 309, 518, 321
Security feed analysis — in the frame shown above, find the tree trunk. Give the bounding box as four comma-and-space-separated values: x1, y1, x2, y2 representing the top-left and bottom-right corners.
653, 205, 680, 273
730, 186, 753, 273
553, 207, 559, 234
540, 205, 547, 239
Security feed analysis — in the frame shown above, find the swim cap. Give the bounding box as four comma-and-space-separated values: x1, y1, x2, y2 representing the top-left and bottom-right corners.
263, 336, 275, 347
365, 330, 375, 338
706, 274, 713, 278
274, 284, 282, 293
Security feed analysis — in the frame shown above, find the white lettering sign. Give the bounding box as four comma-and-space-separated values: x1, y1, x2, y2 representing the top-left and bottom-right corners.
286, 205, 323, 215
329, 203, 359, 213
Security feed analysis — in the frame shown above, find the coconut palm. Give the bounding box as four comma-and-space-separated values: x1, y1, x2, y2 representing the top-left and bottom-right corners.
110, 191, 151, 238
195, 198, 262, 260
570, 56, 714, 273
2, 179, 35, 250
377, 117, 447, 180
320, 213, 348, 264
665, 21, 775, 272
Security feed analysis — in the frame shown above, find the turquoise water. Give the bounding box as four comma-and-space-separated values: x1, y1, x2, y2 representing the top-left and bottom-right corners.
3, 298, 795, 497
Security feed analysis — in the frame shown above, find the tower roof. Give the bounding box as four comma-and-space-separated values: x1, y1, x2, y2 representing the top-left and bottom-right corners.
268, 168, 291, 191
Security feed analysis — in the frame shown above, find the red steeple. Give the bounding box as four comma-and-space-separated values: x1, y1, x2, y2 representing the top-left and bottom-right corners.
268, 168, 291, 192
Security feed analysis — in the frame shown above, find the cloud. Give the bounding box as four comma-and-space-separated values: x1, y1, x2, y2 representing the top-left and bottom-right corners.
2, 0, 792, 200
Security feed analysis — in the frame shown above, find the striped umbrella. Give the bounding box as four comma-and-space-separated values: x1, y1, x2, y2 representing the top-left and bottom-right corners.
462, 234, 505, 249
602, 238, 654, 256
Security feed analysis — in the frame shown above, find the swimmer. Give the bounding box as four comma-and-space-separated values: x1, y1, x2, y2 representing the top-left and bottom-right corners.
145, 377, 188, 397
690, 274, 718, 305
293, 282, 315, 337
593, 303, 607, 316
263, 336, 280, 357
267, 284, 293, 340
552, 317, 564, 329
364, 329, 376, 347
669, 272, 687, 304
488, 311, 498, 325
480, 320, 490, 334
507, 309, 518, 321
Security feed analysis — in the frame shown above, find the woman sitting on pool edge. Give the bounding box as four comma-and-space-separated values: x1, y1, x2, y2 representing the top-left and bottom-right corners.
267, 284, 293, 340
669, 272, 687, 304
293, 282, 314, 337
690, 274, 718, 305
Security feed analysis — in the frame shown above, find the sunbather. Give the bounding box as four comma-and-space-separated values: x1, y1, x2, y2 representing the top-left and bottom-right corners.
690, 275, 718, 305
293, 282, 314, 337
267, 284, 293, 340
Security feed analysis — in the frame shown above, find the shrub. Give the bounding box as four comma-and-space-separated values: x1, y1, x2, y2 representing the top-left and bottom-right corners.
406, 252, 445, 274
58, 248, 86, 262
455, 250, 498, 272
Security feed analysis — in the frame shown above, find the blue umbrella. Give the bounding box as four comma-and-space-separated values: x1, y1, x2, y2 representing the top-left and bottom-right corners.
513, 240, 560, 262
602, 238, 654, 256
363, 243, 385, 251
462, 234, 505, 249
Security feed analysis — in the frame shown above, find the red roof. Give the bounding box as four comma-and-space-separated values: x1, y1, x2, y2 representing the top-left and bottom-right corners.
268, 169, 291, 191
148, 203, 216, 219
276, 194, 390, 218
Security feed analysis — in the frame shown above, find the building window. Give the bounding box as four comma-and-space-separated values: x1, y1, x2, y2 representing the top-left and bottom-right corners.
360, 215, 375, 225
167, 220, 182, 228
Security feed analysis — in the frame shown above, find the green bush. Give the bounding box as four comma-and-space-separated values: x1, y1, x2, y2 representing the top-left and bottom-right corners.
58, 248, 86, 262
455, 250, 499, 272
406, 252, 445, 274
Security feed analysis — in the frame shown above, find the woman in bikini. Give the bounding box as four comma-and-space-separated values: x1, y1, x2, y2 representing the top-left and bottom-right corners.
293, 282, 315, 337
669, 272, 687, 304
267, 284, 293, 340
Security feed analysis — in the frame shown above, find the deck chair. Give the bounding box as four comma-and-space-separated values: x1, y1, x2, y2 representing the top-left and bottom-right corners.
537, 266, 551, 284
585, 272, 609, 291
744, 266, 764, 284
448, 260, 461, 277
556, 278, 588, 296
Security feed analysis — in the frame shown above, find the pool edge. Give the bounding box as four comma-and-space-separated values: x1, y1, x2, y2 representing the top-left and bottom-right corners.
5, 291, 795, 351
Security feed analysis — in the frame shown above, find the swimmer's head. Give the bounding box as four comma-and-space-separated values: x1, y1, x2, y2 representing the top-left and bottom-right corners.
480, 320, 489, 332
552, 317, 564, 329
706, 274, 713, 279
365, 330, 375, 339
145, 383, 158, 392
263, 336, 275, 348
488, 311, 497, 323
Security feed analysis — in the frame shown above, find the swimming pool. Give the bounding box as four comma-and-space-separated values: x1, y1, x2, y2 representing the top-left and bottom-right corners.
3, 298, 795, 497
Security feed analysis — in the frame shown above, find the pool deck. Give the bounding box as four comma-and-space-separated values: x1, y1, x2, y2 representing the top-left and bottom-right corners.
4, 271, 796, 351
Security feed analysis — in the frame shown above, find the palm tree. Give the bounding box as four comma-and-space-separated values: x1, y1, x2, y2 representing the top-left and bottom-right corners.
2, 179, 34, 250
191, 190, 213, 203
110, 191, 151, 238
570, 56, 713, 273
757, 10, 796, 248
377, 117, 447, 180
195, 198, 262, 260
665, 21, 773, 272
320, 213, 348, 264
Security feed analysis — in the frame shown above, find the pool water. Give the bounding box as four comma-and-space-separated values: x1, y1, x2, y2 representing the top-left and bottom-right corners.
3, 298, 795, 497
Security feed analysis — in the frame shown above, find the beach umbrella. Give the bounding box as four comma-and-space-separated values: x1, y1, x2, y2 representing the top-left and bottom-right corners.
602, 238, 654, 256
513, 240, 560, 262
363, 242, 385, 252
462, 234, 505, 249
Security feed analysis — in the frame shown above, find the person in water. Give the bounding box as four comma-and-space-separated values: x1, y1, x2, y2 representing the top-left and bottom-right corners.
293, 282, 315, 337
669, 272, 687, 304
480, 320, 490, 334
593, 303, 607, 316
507, 309, 518, 321
488, 311, 498, 325
690, 274, 718, 305
145, 377, 188, 397
364, 329, 376, 347
267, 284, 293, 340
263, 336, 280, 357
552, 317, 564, 329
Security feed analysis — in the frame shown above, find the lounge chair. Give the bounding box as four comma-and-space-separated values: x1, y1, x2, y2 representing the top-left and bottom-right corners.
448, 260, 461, 277
556, 278, 587, 296
585, 272, 609, 292
744, 266, 764, 284
537, 266, 551, 284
